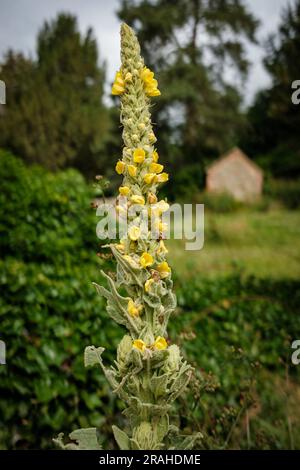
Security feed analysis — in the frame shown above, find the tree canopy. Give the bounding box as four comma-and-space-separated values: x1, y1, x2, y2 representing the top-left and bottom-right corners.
242, 0, 300, 178
0, 13, 111, 176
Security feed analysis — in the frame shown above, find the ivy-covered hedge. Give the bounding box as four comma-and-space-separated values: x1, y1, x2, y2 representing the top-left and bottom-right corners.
0, 151, 119, 449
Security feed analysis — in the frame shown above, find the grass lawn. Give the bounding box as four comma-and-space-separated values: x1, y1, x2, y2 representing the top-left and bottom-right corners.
168, 208, 300, 280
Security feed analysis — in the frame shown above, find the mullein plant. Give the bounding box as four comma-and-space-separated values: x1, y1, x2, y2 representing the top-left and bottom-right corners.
54, 23, 202, 451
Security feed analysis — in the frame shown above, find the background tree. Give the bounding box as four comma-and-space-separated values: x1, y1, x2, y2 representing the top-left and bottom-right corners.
118, 0, 259, 198
0, 13, 111, 176
242, 0, 300, 178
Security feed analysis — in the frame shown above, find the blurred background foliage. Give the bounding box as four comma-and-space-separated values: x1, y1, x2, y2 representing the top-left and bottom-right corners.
0, 0, 300, 450
0, 2, 300, 192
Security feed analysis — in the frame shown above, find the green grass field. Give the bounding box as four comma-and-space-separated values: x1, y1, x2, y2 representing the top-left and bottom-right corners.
168, 208, 300, 280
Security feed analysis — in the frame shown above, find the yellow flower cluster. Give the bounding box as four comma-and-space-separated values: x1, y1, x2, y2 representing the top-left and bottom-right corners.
115, 147, 169, 192
112, 66, 161, 97
140, 67, 161, 96
132, 336, 168, 352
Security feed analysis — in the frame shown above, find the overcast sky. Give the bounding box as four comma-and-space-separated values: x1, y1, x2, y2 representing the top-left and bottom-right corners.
0, 0, 290, 104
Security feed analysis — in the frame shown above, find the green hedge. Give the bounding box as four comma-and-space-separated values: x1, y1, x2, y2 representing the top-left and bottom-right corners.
0, 151, 119, 449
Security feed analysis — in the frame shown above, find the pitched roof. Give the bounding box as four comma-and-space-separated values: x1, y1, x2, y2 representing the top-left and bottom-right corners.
207, 147, 263, 175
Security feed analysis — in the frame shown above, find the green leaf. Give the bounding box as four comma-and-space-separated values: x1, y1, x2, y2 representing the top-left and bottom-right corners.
112, 425, 131, 450
53, 428, 102, 450
84, 345, 105, 367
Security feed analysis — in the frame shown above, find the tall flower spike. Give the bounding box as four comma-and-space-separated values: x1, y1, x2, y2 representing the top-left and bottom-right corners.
54, 23, 202, 451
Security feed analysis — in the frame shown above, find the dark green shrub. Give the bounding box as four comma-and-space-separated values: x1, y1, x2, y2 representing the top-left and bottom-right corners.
0, 149, 98, 263
167, 164, 203, 201
266, 179, 300, 209
0, 151, 120, 449
0, 258, 122, 449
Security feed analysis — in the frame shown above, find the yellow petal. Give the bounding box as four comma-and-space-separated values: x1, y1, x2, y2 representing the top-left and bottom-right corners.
154, 336, 168, 350
156, 261, 171, 278
149, 163, 164, 174
112, 71, 125, 95
127, 299, 140, 317
133, 148, 146, 164
152, 150, 159, 162
144, 173, 157, 185
115, 161, 126, 174
133, 339, 146, 352
119, 186, 130, 196
140, 252, 154, 268
131, 195, 145, 205
147, 88, 161, 97
127, 165, 137, 177
156, 172, 169, 183
140, 67, 154, 82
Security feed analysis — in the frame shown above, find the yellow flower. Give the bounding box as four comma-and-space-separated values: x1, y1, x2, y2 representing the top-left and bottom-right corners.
156, 261, 171, 278
156, 172, 169, 183
131, 195, 145, 205
140, 67, 154, 82
127, 299, 140, 317
119, 186, 130, 196
154, 336, 168, 350
144, 173, 157, 185
133, 339, 146, 352
128, 225, 141, 241
144, 278, 154, 292
140, 252, 154, 268
152, 150, 159, 162
157, 200, 170, 214
148, 192, 158, 204
140, 67, 161, 97
127, 164, 137, 177
157, 240, 168, 255
147, 87, 161, 97
112, 71, 125, 95
133, 148, 146, 164
149, 162, 164, 174
115, 160, 126, 174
